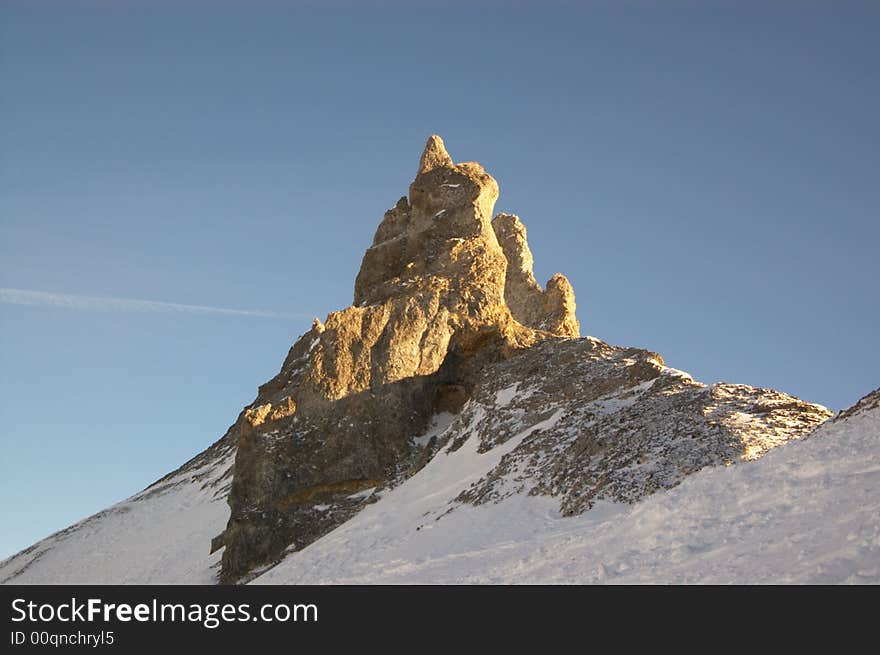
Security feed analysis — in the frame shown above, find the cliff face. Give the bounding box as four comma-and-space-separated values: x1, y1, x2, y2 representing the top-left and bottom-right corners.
220, 135, 580, 579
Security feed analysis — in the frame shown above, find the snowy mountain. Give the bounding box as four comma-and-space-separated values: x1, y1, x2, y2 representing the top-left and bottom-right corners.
253, 387, 879, 585
2, 136, 876, 585
0, 433, 234, 585
4, 385, 875, 585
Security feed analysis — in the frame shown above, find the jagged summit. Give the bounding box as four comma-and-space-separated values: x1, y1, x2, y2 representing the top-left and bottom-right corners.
211, 136, 830, 581
354, 134, 578, 334
221, 135, 582, 578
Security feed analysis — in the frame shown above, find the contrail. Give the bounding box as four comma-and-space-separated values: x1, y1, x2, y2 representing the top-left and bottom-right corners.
0, 288, 310, 320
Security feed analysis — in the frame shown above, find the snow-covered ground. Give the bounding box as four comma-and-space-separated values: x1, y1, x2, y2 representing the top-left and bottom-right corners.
255, 393, 879, 584
2, 392, 876, 585
0, 444, 233, 585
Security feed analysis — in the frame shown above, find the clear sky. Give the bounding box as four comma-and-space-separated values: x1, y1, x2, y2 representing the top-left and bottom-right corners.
1, 1, 878, 560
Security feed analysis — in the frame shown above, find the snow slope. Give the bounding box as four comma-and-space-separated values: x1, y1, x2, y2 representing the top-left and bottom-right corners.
2, 383, 875, 585
254, 390, 880, 584
0, 438, 234, 585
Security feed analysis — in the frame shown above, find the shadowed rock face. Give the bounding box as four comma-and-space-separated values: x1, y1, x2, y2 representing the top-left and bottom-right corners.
220, 135, 580, 580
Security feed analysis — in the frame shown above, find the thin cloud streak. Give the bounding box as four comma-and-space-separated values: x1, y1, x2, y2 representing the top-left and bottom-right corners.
0, 288, 310, 320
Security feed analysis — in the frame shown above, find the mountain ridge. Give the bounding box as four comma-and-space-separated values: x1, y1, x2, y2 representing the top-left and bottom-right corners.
3, 135, 872, 585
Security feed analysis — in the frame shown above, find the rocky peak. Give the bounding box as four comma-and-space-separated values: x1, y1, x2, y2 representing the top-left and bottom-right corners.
220, 135, 582, 579
216, 136, 826, 584
353, 134, 505, 310
353, 135, 578, 337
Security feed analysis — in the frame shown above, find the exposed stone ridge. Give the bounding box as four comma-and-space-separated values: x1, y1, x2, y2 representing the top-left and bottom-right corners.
440, 339, 831, 516
835, 387, 880, 422
220, 135, 581, 580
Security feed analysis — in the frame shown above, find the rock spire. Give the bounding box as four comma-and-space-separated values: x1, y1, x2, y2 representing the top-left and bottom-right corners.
220, 135, 580, 579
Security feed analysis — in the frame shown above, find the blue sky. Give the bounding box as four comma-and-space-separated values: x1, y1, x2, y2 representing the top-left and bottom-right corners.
1, 1, 877, 559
